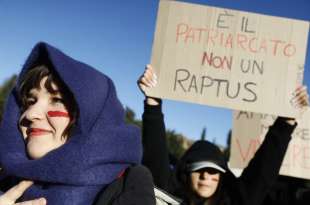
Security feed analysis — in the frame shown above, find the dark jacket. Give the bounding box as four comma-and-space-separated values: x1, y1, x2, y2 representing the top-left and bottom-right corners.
94, 165, 156, 205
142, 101, 296, 205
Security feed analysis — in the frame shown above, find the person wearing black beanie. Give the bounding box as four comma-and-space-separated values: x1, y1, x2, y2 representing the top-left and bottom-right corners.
138, 65, 309, 205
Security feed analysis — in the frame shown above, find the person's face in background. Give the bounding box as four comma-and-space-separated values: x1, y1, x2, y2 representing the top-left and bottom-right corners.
190, 168, 220, 198
19, 76, 70, 159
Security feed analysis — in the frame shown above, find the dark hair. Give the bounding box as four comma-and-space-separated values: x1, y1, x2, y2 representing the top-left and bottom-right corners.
18, 64, 78, 138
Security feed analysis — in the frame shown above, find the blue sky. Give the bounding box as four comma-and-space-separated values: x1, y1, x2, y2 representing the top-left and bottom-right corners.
0, 0, 309, 146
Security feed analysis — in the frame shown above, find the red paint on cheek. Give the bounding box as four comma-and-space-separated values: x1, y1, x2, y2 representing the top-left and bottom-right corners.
48, 111, 70, 118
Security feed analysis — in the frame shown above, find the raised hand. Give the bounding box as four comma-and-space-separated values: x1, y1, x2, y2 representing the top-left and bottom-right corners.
137, 65, 160, 105
0, 181, 46, 205
287, 85, 309, 124
291, 86, 309, 108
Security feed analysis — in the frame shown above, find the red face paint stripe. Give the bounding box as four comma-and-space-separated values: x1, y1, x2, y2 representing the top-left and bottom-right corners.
48, 111, 70, 118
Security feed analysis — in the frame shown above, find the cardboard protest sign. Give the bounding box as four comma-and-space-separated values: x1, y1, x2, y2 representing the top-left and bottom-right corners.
147, 0, 309, 117
230, 109, 310, 179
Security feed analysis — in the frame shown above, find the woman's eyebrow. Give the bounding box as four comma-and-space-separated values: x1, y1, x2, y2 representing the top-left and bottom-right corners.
51, 91, 63, 97
27, 90, 37, 97
50, 88, 63, 96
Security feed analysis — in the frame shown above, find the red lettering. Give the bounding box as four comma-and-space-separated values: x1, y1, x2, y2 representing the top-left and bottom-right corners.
258, 39, 268, 54
235, 138, 258, 162
303, 146, 310, 169
292, 144, 303, 167
196, 28, 208, 43
176, 23, 189, 43
270, 39, 285, 56
249, 37, 258, 53
185, 28, 195, 43
207, 29, 218, 46
236, 34, 248, 51
283, 43, 296, 57
225, 34, 233, 49
201, 52, 232, 70
175, 23, 296, 58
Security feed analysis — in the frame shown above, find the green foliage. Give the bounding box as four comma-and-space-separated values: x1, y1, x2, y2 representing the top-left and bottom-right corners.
166, 129, 188, 159
125, 106, 142, 128
0, 75, 17, 123
223, 129, 231, 161
124, 106, 189, 159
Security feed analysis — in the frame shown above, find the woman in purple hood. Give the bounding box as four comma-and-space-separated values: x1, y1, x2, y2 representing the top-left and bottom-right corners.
0, 42, 149, 205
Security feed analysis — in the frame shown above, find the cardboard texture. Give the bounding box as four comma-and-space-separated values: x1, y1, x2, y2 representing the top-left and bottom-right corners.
230, 109, 310, 179
148, 0, 309, 117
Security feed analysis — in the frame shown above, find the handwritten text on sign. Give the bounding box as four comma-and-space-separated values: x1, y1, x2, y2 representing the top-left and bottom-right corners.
230, 109, 310, 180
148, 1, 309, 117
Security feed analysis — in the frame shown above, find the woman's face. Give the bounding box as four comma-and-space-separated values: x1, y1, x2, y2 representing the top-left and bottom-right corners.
19, 76, 70, 159
190, 168, 220, 198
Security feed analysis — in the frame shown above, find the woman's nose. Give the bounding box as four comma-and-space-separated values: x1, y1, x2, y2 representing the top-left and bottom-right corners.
200, 171, 208, 179
200, 171, 214, 180
25, 102, 46, 121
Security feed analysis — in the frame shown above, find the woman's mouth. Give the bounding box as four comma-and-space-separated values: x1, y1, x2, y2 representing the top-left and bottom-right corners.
198, 183, 210, 188
27, 128, 51, 137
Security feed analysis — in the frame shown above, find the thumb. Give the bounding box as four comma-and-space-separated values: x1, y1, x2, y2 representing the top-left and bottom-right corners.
3, 181, 33, 203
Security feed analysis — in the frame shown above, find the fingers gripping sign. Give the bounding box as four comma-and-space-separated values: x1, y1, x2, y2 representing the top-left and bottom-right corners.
289, 85, 310, 124
0, 181, 46, 205
14, 199, 46, 205
138, 64, 158, 94
138, 65, 160, 106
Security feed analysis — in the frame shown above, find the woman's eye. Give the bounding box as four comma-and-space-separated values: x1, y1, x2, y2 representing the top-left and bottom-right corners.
22, 98, 36, 111
52, 97, 65, 105
26, 98, 36, 106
